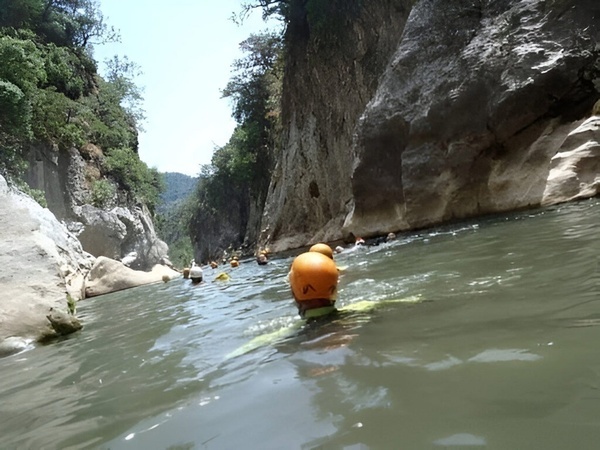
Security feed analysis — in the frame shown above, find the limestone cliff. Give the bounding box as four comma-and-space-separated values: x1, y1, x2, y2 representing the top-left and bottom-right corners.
0, 174, 93, 349
260, 0, 415, 251
25, 143, 168, 270
259, 0, 600, 251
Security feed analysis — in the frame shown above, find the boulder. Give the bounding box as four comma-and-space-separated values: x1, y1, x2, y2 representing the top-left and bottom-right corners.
46, 309, 83, 336
542, 117, 600, 205
74, 204, 169, 270
0, 174, 93, 345
84, 256, 180, 298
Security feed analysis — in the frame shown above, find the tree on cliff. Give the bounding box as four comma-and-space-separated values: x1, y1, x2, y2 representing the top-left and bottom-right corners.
238, 0, 363, 36
188, 31, 283, 261
0, 0, 162, 212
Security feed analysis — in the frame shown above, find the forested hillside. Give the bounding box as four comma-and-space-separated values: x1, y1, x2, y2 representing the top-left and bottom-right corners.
0, 0, 162, 211
155, 172, 198, 267
159, 172, 197, 209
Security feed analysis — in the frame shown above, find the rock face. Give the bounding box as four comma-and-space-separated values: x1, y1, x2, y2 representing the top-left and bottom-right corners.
345, 0, 600, 237
259, 0, 415, 251
84, 256, 180, 298
73, 204, 169, 271
0, 174, 93, 345
26, 144, 169, 269
260, 0, 600, 250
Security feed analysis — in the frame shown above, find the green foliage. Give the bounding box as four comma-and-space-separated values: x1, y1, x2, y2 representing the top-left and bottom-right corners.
30, 87, 85, 149
79, 79, 138, 152
237, 0, 290, 23
156, 194, 196, 268
0, 0, 43, 29
0, 80, 31, 138
0, 0, 133, 180
0, 0, 158, 236
104, 147, 163, 212
0, 35, 46, 91
66, 293, 76, 315
239, 0, 363, 41
16, 180, 48, 207
43, 43, 90, 99
189, 30, 283, 257
103, 55, 145, 129
220, 32, 282, 199
0, 138, 28, 178
90, 178, 115, 207
159, 172, 198, 209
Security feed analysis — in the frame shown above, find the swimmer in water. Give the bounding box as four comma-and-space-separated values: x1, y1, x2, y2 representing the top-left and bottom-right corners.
289, 251, 339, 319
189, 265, 203, 285
256, 250, 268, 265
309, 242, 348, 273
309, 243, 334, 259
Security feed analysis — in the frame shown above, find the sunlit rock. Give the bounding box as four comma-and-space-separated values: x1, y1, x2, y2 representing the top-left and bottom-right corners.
542, 117, 600, 205
25, 144, 170, 270
84, 256, 180, 298
0, 174, 93, 345
259, 0, 600, 250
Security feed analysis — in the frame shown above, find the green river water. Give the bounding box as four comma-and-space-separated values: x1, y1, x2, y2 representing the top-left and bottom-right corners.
1, 199, 599, 449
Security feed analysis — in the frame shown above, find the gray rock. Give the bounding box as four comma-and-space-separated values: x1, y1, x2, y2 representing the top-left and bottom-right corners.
0, 174, 92, 344
25, 144, 170, 270
46, 309, 83, 336
345, 0, 600, 237
258, 0, 600, 250
84, 256, 181, 298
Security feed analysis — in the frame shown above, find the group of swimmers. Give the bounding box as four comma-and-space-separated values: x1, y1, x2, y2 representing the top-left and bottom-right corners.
182, 232, 397, 319
181, 248, 271, 284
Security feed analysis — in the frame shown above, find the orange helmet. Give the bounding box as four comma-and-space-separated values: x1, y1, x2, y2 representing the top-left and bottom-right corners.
309, 243, 334, 259
289, 252, 338, 302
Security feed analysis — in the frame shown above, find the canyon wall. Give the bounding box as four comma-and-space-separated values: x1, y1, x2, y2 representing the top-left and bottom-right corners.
260, 0, 600, 251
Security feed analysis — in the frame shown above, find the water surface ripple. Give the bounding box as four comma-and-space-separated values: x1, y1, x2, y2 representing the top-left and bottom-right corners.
1, 200, 600, 449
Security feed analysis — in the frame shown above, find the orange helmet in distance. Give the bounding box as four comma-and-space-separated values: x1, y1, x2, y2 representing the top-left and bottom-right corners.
309, 243, 334, 259
289, 252, 338, 302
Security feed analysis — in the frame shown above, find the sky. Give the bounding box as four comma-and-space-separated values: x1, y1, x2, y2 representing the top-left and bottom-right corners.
94, 0, 280, 177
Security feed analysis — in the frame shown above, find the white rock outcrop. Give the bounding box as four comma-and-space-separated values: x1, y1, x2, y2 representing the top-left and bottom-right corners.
0, 175, 93, 348
84, 256, 180, 298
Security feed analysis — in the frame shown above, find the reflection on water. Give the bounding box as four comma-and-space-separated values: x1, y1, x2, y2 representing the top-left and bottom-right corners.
1, 200, 600, 449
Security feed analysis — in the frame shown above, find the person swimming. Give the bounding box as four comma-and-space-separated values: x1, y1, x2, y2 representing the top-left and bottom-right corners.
309, 243, 334, 259
256, 250, 268, 265
288, 251, 339, 319
189, 265, 203, 285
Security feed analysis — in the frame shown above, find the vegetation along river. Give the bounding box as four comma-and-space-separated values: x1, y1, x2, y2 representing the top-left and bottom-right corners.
1, 199, 600, 449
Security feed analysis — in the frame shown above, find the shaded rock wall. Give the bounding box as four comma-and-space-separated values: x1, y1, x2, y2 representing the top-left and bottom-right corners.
259, 0, 415, 251
260, 0, 600, 250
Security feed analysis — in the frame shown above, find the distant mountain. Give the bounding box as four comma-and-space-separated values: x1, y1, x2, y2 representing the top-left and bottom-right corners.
159, 172, 198, 209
